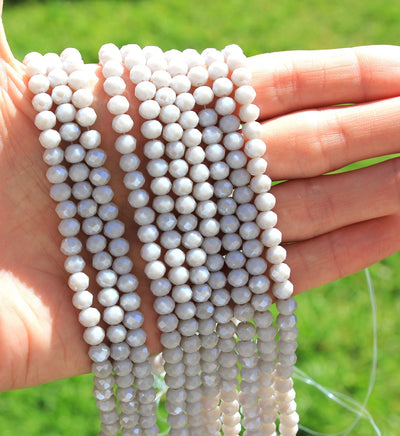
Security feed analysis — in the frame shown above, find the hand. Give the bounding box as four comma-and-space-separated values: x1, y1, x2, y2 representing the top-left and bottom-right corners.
0, 13, 399, 392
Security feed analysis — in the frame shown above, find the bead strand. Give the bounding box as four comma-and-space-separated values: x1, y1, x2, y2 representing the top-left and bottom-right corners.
99, 42, 158, 436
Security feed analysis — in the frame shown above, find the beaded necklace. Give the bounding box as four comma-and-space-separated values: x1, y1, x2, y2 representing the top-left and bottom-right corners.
26, 44, 299, 436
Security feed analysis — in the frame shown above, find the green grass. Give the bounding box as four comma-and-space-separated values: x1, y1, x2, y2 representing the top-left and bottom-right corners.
1, 0, 400, 435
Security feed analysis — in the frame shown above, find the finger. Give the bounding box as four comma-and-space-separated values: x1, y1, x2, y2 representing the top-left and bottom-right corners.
287, 214, 400, 295
248, 45, 400, 119
273, 157, 400, 242
262, 96, 400, 179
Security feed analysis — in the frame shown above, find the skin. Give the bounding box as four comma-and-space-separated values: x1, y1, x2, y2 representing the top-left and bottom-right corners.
0, 2, 400, 392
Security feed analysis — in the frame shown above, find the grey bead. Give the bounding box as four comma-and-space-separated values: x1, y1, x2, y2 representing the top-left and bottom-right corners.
251, 294, 273, 312
134, 207, 155, 225
110, 342, 131, 361
56, 200, 76, 219
220, 215, 240, 234
205, 254, 224, 272
93, 251, 113, 270
112, 257, 132, 279
130, 345, 150, 363
117, 274, 139, 293
231, 286, 252, 305
180, 335, 201, 353
64, 255, 86, 273
208, 271, 227, 289
160, 331, 181, 349
120, 293, 141, 312
86, 234, 107, 253
157, 313, 179, 332
163, 346, 183, 364
123, 311, 144, 329
69, 163, 89, 182
160, 231, 181, 249
198, 318, 216, 336
196, 301, 214, 320
196, 200, 217, 219
43, 147, 64, 166
82, 216, 103, 235
150, 278, 172, 297
78, 199, 97, 218
104, 219, 125, 239
177, 214, 197, 232
214, 306, 233, 324
192, 284, 211, 303
222, 233, 242, 251
90, 167, 111, 186
113, 359, 133, 376
58, 218, 80, 237
156, 213, 177, 231
108, 238, 130, 257
93, 185, 114, 204
214, 179, 233, 198
65, 144, 85, 163
89, 344, 110, 363
126, 328, 147, 348
60, 237, 82, 255
211, 288, 230, 306
85, 148, 107, 167
72, 181, 92, 200
242, 239, 264, 258
202, 236, 221, 254
120, 153, 140, 172
234, 303, 254, 322
98, 203, 119, 221
178, 318, 198, 336
50, 183, 71, 202
92, 360, 113, 378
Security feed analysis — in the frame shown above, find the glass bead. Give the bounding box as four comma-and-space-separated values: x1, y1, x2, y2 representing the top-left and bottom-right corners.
123, 311, 144, 330
115, 135, 137, 154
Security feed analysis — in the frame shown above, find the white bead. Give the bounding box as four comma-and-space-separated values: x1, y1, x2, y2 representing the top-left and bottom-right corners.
92, 185, 114, 204
55, 103, 76, 123
250, 174, 271, 193
170, 74, 191, 93
69, 163, 89, 182
138, 225, 159, 243
169, 159, 188, 177
245, 138, 266, 158
155, 87, 176, 106
145, 261, 166, 280
202, 126, 223, 144
48, 68, 69, 87
208, 60, 229, 79
193, 86, 214, 105
231, 67, 252, 86
38, 129, 61, 150
141, 120, 162, 139
153, 195, 174, 213
151, 69, 171, 88
151, 177, 171, 195
242, 121, 262, 139
129, 64, 152, 83
72, 88, 94, 108
147, 159, 168, 177
120, 154, 140, 172
28, 74, 50, 93
189, 164, 209, 182
256, 211, 277, 229
68, 271, 89, 292
215, 97, 236, 115
103, 305, 125, 326
261, 228, 282, 247
102, 59, 124, 78
35, 111, 56, 131
68, 70, 90, 90
182, 128, 202, 147
266, 246, 287, 264
64, 255, 85, 273
59, 123, 81, 142
234, 85, 256, 105
199, 108, 218, 127
175, 196, 196, 214
172, 177, 193, 196
205, 143, 225, 162
175, 92, 195, 111
112, 114, 134, 133
135, 80, 157, 101
213, 78, 233, 97
76, 107, 97, 127
168, 267, 189, 285
32, 93, 53, 112
186, 249, 206, 267
272, 280, 294, 300
84, 326, 105, 345
163, 123, 183, 141
72, 290, 93, 310
97, 288, 119, 307
107, 95, 129, 115
60, 236, 82, 255
141, 243, 161, 261
52, 85, 73, 104
188, 66, 209, 86
128, 189, 149, 208
79, 307, 101, 327
115, 134, 136, 154
210, 162, 229, 180
139, 100, 160, 119
98, 43, 122, 64
247, 157, 267, 175
165, 249, 185, 267
223, 132, 244, 151
179, 110, 199, 129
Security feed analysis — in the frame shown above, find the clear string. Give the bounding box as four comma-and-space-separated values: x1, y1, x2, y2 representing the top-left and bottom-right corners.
295, 268, 381, 436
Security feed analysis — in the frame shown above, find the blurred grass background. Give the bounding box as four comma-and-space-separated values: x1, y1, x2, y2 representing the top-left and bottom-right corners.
1, 0, 400, 435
